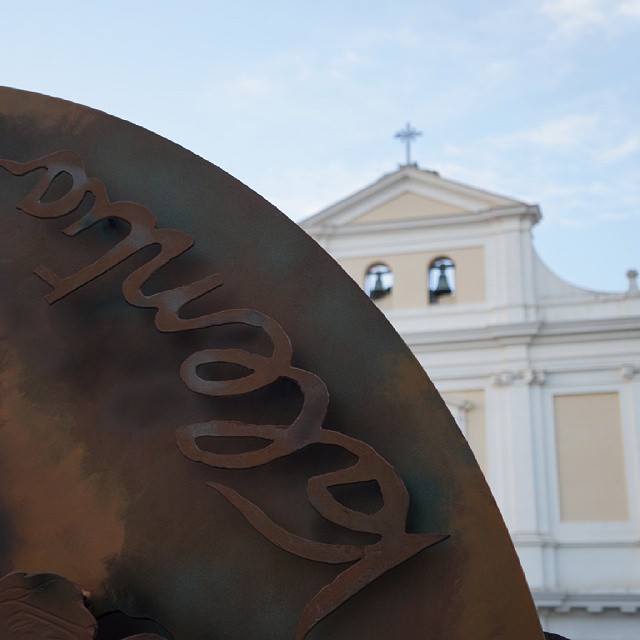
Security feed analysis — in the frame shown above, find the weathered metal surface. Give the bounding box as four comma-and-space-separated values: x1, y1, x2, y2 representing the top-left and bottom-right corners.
0, 149, 448, 639
0, 572, 168, 639
0, 572, 96, 639
0, 87, 544, 639
95, 610, 174, 639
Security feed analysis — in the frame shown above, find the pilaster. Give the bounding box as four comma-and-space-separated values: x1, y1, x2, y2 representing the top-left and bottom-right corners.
487, 358, 552, 590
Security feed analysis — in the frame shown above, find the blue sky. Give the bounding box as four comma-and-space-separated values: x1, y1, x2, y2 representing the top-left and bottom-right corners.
1, 0, 638, 291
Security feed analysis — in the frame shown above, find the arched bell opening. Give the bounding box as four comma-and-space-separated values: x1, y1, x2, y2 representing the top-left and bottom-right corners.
428, 257, 455, 304
364, 263, 393, 300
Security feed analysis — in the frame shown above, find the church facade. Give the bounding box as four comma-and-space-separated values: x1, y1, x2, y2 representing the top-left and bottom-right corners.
301, 163, 640, 640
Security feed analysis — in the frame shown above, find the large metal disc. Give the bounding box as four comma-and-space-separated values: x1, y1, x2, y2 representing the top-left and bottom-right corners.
0, 87, 542, 640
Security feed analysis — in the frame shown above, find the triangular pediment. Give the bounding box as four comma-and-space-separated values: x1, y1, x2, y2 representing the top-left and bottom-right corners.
350, 191, 467, 224
301, 165, 527, 232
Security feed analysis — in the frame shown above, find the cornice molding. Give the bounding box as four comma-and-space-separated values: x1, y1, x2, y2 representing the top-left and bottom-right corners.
398, 316, 640, 349
304, 203, 541, 239
533, 591, 640, 615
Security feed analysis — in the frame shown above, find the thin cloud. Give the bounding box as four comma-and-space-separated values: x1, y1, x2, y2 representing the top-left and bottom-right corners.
540, 0, 640, 35
541, 0, 606, 33
599, 133, 640, 162
493, 114, 599, 150
617, 0, 640, 17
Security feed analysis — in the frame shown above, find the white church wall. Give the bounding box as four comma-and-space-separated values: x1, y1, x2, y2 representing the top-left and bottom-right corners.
302, 164, 640, 639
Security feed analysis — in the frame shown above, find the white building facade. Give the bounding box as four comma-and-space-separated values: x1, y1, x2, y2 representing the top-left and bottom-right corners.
301, 164, 640, 640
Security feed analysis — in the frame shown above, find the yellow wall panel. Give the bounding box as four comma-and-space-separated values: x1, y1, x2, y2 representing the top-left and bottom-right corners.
554, 393, 629, 522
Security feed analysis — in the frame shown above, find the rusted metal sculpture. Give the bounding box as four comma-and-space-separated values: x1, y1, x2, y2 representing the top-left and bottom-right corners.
0, 87, 544, 640
0, 150, 447, 639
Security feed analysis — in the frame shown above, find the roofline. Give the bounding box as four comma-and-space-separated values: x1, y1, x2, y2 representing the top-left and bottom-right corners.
300, 164, 528, 229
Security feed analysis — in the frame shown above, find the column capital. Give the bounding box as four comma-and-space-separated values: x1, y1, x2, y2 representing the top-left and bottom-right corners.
491, 368, 545, 387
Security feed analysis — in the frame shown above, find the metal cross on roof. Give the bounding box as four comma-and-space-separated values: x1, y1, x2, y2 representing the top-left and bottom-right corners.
394, 122, 422, 166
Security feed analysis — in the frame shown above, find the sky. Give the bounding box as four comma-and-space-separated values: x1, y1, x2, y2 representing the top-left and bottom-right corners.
1, 0, 638, 292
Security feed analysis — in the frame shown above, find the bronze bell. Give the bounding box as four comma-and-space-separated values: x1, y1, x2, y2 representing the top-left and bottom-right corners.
370, 272, 388, 300
433, 264, 452, 297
